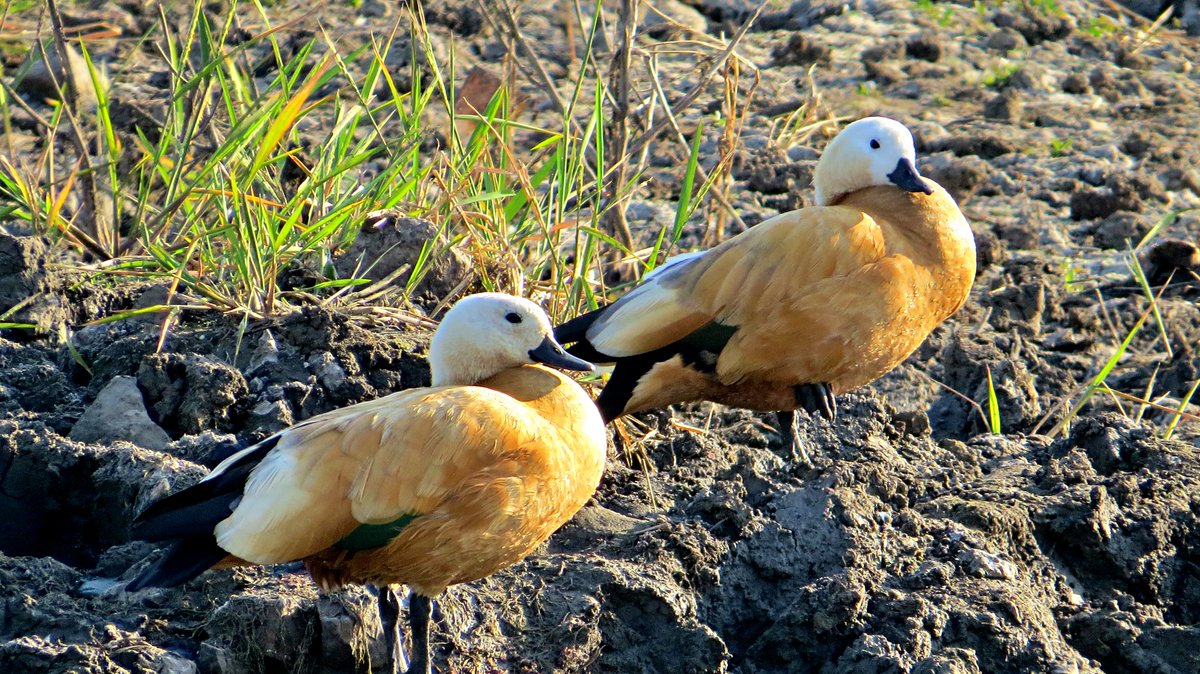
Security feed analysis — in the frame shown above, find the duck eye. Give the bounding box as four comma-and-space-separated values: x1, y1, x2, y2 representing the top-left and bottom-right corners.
505, 312, 522, 324
870, 139, 881, 150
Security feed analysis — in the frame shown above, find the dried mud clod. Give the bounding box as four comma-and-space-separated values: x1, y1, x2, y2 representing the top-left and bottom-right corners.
333, 214, 473, 308
137, 353, 249, 436
0, 233, 69, 338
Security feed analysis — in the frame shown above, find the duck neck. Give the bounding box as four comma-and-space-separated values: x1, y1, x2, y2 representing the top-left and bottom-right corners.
428, 332, 513, 387
430, 356, 511, 387
842, 185, 975, 267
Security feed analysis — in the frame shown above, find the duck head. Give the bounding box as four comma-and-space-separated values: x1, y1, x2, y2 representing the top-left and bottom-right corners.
813, 117, 934, 206
429, 293, 594, 386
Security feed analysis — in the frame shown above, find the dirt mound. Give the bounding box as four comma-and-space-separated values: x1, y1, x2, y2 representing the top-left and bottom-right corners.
2, 0, 1200, 673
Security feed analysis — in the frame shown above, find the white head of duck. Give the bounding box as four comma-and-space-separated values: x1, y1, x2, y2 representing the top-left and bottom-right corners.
429, 292, 593, 386
813, 116, 933, 207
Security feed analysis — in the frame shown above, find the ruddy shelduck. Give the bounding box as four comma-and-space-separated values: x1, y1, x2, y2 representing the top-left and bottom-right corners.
556, 117, 976, 463
128, 293, 606, 674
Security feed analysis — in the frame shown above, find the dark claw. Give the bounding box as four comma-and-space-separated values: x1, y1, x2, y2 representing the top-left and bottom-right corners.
794, 383, 837, 420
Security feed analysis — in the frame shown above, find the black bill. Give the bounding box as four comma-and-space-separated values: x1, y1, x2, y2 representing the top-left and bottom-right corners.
530, 336, 595, 372
887, 157, 933, 195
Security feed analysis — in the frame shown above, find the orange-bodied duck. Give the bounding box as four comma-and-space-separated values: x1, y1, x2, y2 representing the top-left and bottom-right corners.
556, 117, 976, 463
128, 293, 606, 674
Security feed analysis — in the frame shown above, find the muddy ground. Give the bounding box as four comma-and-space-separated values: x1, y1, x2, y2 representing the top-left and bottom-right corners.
3, 0, 1200, 672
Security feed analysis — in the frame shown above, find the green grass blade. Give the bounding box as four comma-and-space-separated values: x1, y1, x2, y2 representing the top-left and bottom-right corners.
1126, 244, 1172, 359
985, 365, 1001, 435
250, 55, 332, 177
1164, 379, 1199, 441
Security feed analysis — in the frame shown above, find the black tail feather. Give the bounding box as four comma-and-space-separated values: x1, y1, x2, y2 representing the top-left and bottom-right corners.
594, 355, 661, 423
127, 534, 228, 590
134, 494, 244, 542
554, 305, 606, 344
556, 305, 618, 364
558, 305, 741, 424
555, 305, 609, 341
134, 437, 277, 541
129, 435, 280, 589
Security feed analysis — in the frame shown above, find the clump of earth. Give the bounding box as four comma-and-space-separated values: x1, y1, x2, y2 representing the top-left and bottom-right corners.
2, 1, 1200, 673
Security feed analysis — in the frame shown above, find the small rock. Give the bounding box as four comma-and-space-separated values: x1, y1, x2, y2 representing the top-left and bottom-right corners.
107, 84, 168, 142
166, 430, 242, 468
927, 133, 1017, 159
910, 560, 954, 587
864, 60, 906, 86
204, 589, 320, 673
246, 330, 280, 377
357, 0, 392, 18
625, 200, 673, 223
131, 282, 196, 322
912, 648, 983, 674
861, 42, 904, 63
921, 153, 990, 202
1121, 130, 1153, 156
974, 228, 1006, 269
248, 399, 294, 435
0, 233, 68, 336
317, 588, 387, 670
892, 410, 931, 437
1093, 211, 1148, 249
69, 376, 171, 451
307, 352, 348, 391
14, 41, 102, 110
959, 549, 1018, 580
641, 0, 708, 38
333, 213, 470, 304
759, 0, 845, 30
1062, 72, 1091, 94
1069, 176, 1143, 220
1007, 64, 1051, 92
1115, 47, 1151, 70
991, 8, 1072, 44
786, 146, 819, 162
985, 28, 1026, 53
138, 353, 249, 434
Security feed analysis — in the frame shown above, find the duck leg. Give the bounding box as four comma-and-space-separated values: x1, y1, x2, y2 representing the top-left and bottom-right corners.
406, 593, 433, 674
378, 585, 408, 674
775, 383, 837, 467
774, 409, 811, 467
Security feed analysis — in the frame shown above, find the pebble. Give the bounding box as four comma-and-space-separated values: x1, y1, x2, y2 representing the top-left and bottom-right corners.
960, 549, 1019, 580
985, 28, 1026, 53
15, 41, 102, 110
1061, 72, 1090, 95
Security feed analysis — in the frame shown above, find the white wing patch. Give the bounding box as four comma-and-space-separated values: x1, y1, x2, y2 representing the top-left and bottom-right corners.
213, 436, 337, 564
643, 250, 705, 281
586, 281, 699, 356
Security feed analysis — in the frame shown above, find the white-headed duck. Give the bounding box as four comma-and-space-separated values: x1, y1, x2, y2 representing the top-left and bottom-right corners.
129, 293, 607, 674
556, 117, 976, 463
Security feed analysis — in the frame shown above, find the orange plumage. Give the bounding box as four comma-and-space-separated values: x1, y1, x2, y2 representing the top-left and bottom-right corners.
129, 293, 605, 674
556, 118, 975, 460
